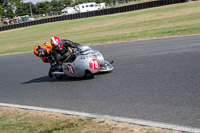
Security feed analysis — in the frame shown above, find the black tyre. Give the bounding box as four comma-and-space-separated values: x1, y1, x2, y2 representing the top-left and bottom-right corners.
84, 70, 94, 79
55, 75, 64, 80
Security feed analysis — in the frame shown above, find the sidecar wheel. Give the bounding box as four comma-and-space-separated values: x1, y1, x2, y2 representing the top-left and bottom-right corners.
84, 70, 94, 79
55, 75, 64, 80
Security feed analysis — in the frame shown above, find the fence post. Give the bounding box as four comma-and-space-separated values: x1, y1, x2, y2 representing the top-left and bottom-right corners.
0, 26, 3, 31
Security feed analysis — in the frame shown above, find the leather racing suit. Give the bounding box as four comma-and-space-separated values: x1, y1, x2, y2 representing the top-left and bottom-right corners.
49, 39, 80, 78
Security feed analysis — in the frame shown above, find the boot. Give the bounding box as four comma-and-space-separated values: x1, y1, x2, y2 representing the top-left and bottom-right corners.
48, 68, 53, 78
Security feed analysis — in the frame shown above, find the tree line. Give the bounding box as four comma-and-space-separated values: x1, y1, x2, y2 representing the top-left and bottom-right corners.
0, 0, 128, 18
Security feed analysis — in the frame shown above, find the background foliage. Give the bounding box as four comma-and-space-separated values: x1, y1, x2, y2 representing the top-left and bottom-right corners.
0, 0, 130, 18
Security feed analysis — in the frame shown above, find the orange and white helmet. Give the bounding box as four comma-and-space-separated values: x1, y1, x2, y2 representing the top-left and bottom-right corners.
50, 36, 63, 50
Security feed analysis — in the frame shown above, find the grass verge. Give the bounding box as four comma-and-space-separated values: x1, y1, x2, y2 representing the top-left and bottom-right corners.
0, 1, 200, 55
0, 107, 180, 133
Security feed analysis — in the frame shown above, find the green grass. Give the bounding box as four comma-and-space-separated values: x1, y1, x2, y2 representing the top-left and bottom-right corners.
0, 107, 180, 133
0, 115, 84, 133
0, 112, 86, 133
0, 1, 200, 55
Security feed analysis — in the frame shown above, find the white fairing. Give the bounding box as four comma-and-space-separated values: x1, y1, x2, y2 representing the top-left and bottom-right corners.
78, 45, 91, 51
99, 60, 114, 72
52, 44, 113, 78
62, 54, 100, 77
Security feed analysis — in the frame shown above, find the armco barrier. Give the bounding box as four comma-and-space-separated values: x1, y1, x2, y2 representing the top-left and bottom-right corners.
0, 0, 186, 32
10, 24, 14, 29
7, 25, 10, 30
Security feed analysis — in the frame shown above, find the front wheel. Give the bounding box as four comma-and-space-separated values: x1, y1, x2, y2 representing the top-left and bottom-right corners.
84, 70, 94, 79
55, 75, 64, 80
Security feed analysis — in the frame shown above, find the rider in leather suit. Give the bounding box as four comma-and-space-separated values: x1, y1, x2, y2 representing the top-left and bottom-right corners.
33, 42, 53, 63
49, 36, 78, 78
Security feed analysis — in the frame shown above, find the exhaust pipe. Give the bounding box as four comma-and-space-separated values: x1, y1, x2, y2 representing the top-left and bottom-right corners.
51, 72, 65, 75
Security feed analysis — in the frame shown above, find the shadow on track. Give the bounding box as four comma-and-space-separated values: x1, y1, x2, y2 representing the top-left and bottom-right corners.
21, 76, 52, 84
21, 76, 89, 84
21, 71, 112, 84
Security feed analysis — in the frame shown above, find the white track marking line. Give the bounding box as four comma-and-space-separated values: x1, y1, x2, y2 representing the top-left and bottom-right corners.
0, 103, 199, 133
94, 34, 200, 46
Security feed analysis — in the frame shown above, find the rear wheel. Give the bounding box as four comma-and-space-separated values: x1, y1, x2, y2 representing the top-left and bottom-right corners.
84, 70, 94, 79
55, 75, 64, 80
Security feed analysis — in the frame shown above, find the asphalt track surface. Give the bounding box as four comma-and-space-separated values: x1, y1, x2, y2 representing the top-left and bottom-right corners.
0, 35, 200, 129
